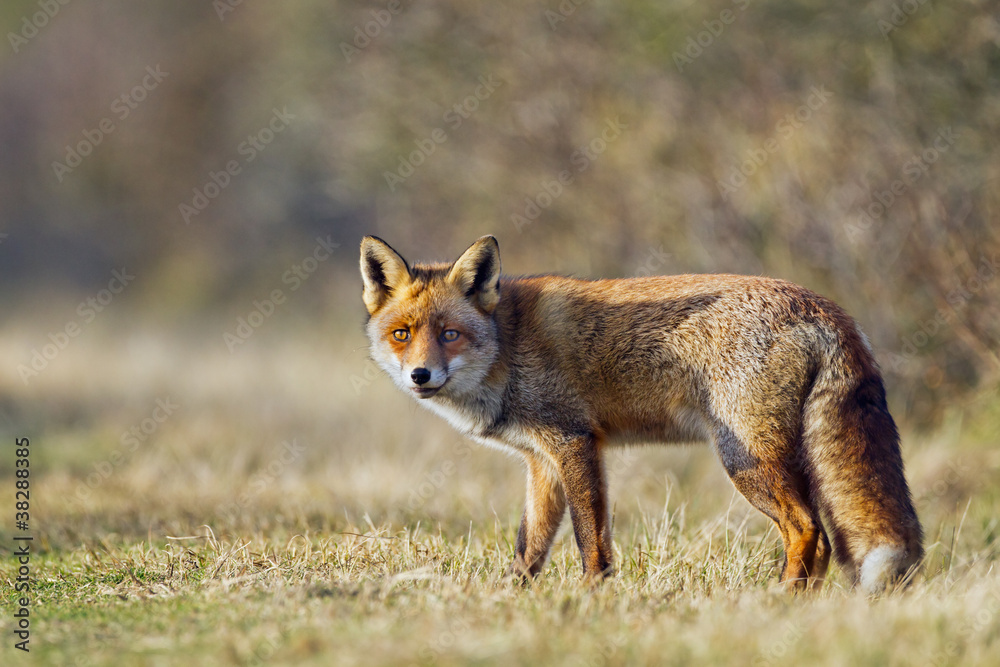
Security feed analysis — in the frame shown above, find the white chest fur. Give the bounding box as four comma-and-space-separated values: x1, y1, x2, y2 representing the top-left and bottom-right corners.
420, 398, 539, 458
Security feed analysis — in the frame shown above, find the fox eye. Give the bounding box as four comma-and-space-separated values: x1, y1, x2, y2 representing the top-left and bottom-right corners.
392, 329, 410, 342
441, 329, 460, 342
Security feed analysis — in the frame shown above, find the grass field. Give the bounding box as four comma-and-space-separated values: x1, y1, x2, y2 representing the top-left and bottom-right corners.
2, 320, 999, 666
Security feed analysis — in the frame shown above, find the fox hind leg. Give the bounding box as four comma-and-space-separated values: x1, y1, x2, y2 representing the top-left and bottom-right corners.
714, 426, 830, 591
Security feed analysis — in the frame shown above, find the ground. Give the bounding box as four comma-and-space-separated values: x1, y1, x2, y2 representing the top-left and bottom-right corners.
1, 323, 998, 666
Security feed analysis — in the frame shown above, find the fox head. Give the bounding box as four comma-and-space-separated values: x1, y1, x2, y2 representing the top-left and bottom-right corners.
360, 235, 501, 399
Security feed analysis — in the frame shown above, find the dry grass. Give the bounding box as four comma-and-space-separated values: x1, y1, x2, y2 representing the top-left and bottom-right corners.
1, 318, 999, 666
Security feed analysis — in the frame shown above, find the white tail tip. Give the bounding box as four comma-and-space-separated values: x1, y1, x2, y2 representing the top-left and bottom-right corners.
859, 545, 909, 595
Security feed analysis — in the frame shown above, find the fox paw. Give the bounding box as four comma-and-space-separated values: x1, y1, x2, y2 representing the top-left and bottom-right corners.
505, 557, 537, 585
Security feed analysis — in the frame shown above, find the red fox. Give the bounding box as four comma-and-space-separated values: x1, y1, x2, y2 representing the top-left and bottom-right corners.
360, 234, 923, 593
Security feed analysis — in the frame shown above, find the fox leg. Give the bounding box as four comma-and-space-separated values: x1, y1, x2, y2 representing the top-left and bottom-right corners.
812, 518, 832, 586
509, 453, 567, 579
715, 426, 829, 591
553, 437, 613, 581
733, 467, 828, 590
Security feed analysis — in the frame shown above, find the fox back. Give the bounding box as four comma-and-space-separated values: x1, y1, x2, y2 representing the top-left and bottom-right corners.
360, 234, 923, 594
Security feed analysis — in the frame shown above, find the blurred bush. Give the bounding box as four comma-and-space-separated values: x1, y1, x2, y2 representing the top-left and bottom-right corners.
0, 0, 997, 425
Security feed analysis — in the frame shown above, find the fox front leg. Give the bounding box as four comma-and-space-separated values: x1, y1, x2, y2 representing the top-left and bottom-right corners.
508, 453, 567, 581
554, 436, 613, 582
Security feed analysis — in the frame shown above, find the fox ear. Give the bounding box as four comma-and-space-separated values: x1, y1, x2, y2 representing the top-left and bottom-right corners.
447, 235, 501, 313
360, 236, 410, 314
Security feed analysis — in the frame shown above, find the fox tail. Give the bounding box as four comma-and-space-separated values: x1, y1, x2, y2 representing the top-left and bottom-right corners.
803, 332, 923, 594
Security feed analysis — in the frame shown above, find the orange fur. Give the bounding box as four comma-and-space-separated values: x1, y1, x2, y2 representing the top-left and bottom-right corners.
360, 235, 923, 593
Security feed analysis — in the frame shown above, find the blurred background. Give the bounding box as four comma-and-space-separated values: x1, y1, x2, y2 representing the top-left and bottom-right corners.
0, 0, 998, 543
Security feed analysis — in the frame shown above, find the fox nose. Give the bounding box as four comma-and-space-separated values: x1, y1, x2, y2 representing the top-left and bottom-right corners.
410, 368, 432, 385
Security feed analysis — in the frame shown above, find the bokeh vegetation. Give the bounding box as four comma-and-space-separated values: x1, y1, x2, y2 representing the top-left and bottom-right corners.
1, 0, 998, 419
1, 1, 998, 665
